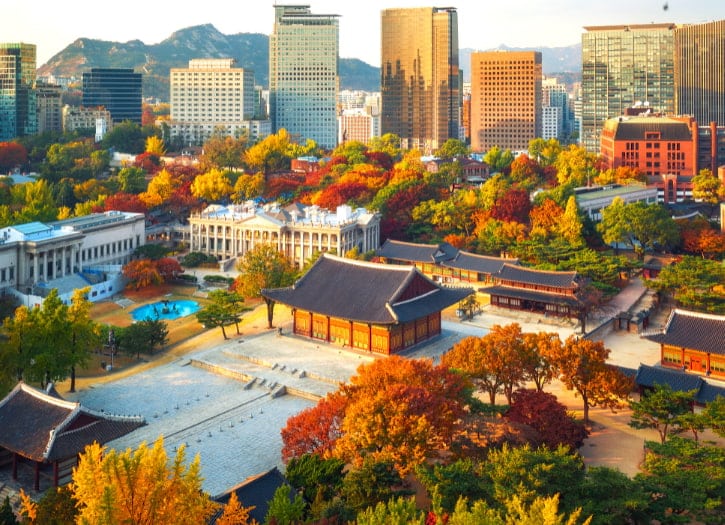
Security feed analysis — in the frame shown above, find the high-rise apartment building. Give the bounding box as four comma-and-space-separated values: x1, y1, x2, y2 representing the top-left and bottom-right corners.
0, 43, 37, 141
470, 51, 542, 153
168, 58, 270, 146
381, 7, 460, 153
675, 19, 725, 128
82, 68, 142, 124
581, 24, 675, 152
35, 81, 62, 134
269, 5, 339, 149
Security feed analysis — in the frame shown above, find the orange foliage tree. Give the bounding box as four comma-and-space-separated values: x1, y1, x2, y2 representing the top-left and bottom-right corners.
281, 356, 470, 475
122, 259, 163, 289
281, 391, 348, 462
550, 336, 633, 425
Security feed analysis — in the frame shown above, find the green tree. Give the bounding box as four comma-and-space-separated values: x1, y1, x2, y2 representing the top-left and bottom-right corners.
629, 383, 696, 444
199, 135, 247, 171
101, 120, 148, 153
416, 459, 487, 514
32, 485, 78, 525
435, 138, 469, 160
234, 244, 297, 328
636, 437, 725, 524
645, 255, 725, 313
598, 199, 680, 260
355, 497, 424, 525
12, 179, 58, 224
577, 467, 649, 525
368, 133, 402, 161
483, 146, 514, 172
264, 485, 305, 525
117, 319, 168, 358
0, 495, 18, 525
285, 453, 345, 503
116, 166, 147, 194
196, 290, 249, 339
483, 444, 585, 514
65, 287, 100, 393
528, 137, 562, 167
341, 458, 407, 513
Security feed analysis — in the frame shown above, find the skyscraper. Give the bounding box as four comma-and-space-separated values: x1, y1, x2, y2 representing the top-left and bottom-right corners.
269, 5, 339, 149
581, 24, 675, 152
675, 19, 725, 127
381, 7, 460, 152
82, 68, 142, 124
0, 43, 37, 141
470, 51, 542, 153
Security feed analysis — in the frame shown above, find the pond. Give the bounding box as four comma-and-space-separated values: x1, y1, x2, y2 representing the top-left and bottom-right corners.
131, 299, 201, 321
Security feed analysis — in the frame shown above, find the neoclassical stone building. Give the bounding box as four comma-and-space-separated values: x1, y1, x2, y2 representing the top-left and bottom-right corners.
188, 202, 381, 268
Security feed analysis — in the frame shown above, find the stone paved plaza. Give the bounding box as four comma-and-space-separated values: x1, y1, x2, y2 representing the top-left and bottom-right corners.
65, 290, 663, 497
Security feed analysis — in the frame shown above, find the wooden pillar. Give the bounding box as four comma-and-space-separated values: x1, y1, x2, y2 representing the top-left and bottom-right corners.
34, 461, 40, 491
367, 324, 372, 352
12, 453, 17, 480
349, 321, 353, 348
53, 461, 59, 487
292, 309, 297, 334
326, 316, 330, 342
309, 311, 313, 337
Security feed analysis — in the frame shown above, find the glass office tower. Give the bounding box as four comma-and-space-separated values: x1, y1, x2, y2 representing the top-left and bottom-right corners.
381, 7, 460, 153
0, 43, 37, 141
581, 24, 675, 152
269, 5, 339, 150
82, 68, 142, 124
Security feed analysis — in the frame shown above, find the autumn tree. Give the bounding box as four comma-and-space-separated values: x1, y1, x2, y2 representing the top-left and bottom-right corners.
678, 216, 725, 259
103, 192, 148, 214
232, 172, 265, 202
70, 438, 215, 524
145, 135, 167, 156
334, 356, 469, 473
550, 336, 632, 425
0, 141, 27, 171
191, 168, 233, 202
483, 146, 514, 172
506, 389, 588, 450
244, 129, 295, 175
528, 137, 562, 167
520, 331, 561, 391
234, 244, 297, 328
123, 258, 163, 289
215, 491, 257, 525
281, 392, 348, 461
142, 167, 182, 208
554, 144, 600, 187
368, 133, 402, 161
199, 135, 247, 171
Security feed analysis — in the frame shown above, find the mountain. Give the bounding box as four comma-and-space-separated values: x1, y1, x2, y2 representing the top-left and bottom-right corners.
459, 44, 582, 83
38, 25, 581, 101
37, 24, 380, 101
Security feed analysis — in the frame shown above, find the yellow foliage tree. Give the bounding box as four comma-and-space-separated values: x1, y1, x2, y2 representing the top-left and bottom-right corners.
191, 169, 233, 202
145, 135, 167, 156
232, 173, 266, 203
216, 491, 258, 525
141, 168, 181, 208
71, 437, 215, 525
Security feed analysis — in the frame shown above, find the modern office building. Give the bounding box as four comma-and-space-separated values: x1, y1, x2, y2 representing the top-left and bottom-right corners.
338, 109, 379, 145
168, 58, 270, 146
470, 51, 542, 153
542, 77, 574, 143
269, 5, 339, 149
0, 43, 37, 141
381, 7, 460, 153
35, 81, 63, 134
82, 68, 142, 124
581, 24, 675, 152
675, 19, 725, 128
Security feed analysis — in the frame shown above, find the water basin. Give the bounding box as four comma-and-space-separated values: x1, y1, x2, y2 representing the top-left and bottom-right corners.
131, 300, 201, 321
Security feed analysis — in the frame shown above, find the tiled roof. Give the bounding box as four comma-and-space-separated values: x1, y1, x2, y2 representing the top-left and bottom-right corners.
484, 285, 583, 307
494, 264, 578, 289
0, 383, 144, 462
263, 254, 472, 324
210, 467, 287, 524
376, 239, 458, 264
611, 119, 693, 141
643, 309, 725, 355
634, 364, 725, 405
443, 251, 516, 275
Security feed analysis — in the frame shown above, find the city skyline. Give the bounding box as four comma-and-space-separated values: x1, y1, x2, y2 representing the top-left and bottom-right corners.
3, 0, 724, 68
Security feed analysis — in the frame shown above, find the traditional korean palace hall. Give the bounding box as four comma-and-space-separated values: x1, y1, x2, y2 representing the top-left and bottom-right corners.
263, 254, 473, 354
0, 382, 144, 492
376, 240, 585, 321
644, 309, 725, 380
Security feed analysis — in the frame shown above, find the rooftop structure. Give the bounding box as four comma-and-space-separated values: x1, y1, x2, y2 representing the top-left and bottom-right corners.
0, 382, 144, 491
574, 184, 659, 221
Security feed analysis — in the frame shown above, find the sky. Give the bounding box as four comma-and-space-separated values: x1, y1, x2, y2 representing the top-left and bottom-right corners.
3, 0, 725, 67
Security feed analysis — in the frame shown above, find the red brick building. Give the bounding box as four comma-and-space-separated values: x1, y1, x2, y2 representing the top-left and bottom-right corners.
263, 254, 472, 354
600, 114, 699, 178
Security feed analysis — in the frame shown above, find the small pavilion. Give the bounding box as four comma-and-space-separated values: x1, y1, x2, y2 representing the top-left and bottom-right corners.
263, 254, 473, 354
0, 382, 145, 491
